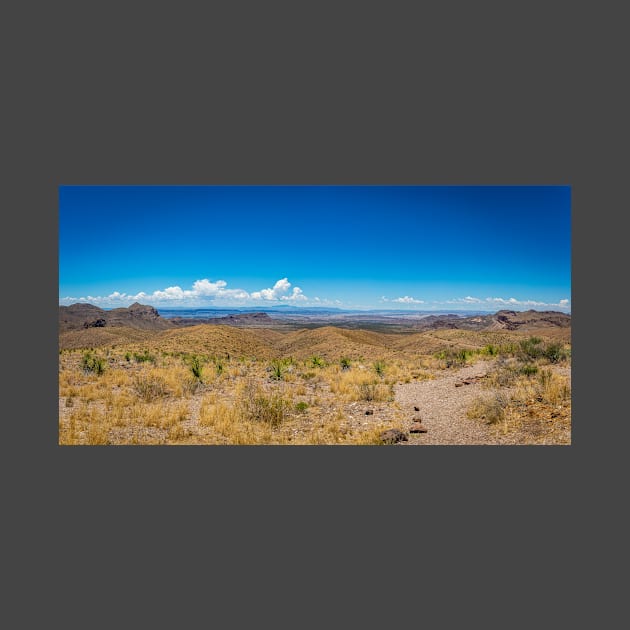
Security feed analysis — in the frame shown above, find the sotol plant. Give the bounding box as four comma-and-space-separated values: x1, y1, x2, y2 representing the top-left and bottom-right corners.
82, 351, 106, 375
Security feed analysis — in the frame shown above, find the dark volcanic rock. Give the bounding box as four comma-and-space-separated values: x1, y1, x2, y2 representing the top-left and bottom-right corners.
83, 318, 106, 328
365, 409, 374, 416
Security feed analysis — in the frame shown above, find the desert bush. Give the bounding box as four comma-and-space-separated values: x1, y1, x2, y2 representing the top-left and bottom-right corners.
542, 343, 563, 364
214, 357, 225, 375
133, 373, 170, 402
518, 337, 544, 361
340, 357, 352, 371
357, 382, 393, 402
467, 394, 509, 425
134, 350, 156, 364
181, 375, 202, 396
481, 344, 499, 357
240, 386, 290, 426
519, 364, 539, 376
536, 368, 571, 404
295, 401, 309, 413
433, 349, 474, 368
81, 351, 106, 375
310, 355, 325, 368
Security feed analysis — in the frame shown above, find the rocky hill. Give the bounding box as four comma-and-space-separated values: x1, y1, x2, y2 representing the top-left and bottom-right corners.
407, 309, 571, 332
59, 302, 173, 332
169, 311, 274, 327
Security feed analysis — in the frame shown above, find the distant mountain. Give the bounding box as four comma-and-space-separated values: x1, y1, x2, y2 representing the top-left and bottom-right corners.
59, 302, 173, 332
169, 312, 274, 327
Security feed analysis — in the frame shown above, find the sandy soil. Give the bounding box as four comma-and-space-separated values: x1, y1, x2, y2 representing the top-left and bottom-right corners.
395, 361, 515, 445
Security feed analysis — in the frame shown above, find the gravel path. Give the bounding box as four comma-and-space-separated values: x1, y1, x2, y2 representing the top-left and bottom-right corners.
395, 360, 509, 445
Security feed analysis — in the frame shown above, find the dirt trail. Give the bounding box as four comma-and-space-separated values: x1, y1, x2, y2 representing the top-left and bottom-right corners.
394, 360, 511, 445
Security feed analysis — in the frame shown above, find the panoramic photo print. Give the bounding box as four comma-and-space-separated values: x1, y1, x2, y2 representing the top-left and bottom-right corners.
59, 186, 571, 445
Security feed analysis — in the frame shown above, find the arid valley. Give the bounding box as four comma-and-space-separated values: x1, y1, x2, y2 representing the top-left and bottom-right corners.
59, 304, 571, 445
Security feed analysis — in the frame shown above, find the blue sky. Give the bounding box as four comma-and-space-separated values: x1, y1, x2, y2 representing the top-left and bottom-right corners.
59, 186, 571, 311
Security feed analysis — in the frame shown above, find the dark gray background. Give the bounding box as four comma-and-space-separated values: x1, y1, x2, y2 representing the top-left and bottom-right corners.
3, 2, 624, 628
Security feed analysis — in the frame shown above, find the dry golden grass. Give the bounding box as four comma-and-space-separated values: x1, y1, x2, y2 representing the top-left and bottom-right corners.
467, 360, 571, 443
59, 324, 571, 445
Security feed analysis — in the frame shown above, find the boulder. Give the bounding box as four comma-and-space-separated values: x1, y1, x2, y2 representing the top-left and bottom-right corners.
409, 422, 427, 433
379, 429, 408, 444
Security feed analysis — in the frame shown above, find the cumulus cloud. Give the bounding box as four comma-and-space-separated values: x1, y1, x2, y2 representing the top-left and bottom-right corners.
442, 296, 571, 310
392, 296, 425, 304
60, 277, 310, 307
250, 278, 293, 300
380, 296, 425, 304
281, 286, 307, 301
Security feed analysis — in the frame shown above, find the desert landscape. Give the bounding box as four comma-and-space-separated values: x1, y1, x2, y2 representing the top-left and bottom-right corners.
58, 303, 571, 445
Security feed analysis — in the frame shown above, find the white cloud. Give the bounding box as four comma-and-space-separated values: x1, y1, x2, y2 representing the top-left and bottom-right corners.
251, 277, 294, 301
280, 286, 307, 301
392, 296, 425, 304
440, 296, 571, 310
60, 277, 311, 307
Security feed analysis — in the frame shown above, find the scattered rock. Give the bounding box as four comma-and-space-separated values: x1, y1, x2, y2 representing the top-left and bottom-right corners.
365, 409, 374, 415
455, 382, 463, 387
411, 416, 422, 423
379, 429, 408, 444
414, 406, 420, 411
409, 422, 427, 433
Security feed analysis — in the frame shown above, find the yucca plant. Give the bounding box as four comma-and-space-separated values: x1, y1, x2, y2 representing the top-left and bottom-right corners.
269, 359, 287, 380
373, 360, 386, 377
81, 351, 106, 375
188, 354, 204, 381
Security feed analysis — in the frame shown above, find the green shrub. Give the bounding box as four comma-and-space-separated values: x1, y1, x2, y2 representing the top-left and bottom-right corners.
241, 389, 290, 426
543, 343, 563, 364
310, 356, 325, 368
269, 359, 288, 380
373, 361, 386, 377
134, 350, 156, 364
81, 351, 106, 375
340, 357, 352, 370
295, 401, 309, 413
187, 354, 204, 381
519, 364, 539, 376
519, 337, 544, 361
433, 349, 473, 368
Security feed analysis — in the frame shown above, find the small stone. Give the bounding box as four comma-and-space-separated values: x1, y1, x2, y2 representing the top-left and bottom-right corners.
414, 406, 420, 411
365, 409, 374, 415
455, 382, 463, 387
409, 422, 427, 433
411, 416, 422, 423
379, 429, 408, 444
